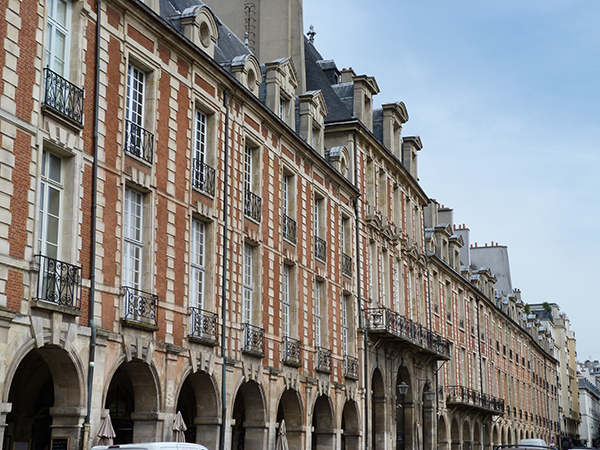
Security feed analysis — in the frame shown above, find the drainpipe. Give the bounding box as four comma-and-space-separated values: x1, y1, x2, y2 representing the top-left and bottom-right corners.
353, 132, 369, 450
83, 1, 101, 448
219, 90, 230, 450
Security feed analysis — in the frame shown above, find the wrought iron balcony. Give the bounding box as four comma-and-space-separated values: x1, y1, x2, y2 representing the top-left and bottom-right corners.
315, 236, 327, 262
316, 346, 332, 373
192, 159, 216, 197
445, 385, 505, 415
365, 306, 451, 360
189, 307, 218, 345
282, 336, 301, 367
342, 252, 352, 277
345, 355, 359, 380
122, 286, 158, 327
34, 254, 82, 309
244, 189, 262, 222
125, 119, 154, 164
282, 214, 297, 244
43, 68, 84, 126
242, 322, 265, 357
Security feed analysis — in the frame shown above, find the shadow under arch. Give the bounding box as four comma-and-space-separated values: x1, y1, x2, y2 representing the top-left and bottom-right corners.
311, 394, 334, 450
276, 388, 303, 449
231, 379, 267, 450
341, 398, 360, 450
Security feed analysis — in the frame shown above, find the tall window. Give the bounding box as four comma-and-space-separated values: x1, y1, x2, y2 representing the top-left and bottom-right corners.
315, 281, 322, 346
282, 173, 296, 243
125, 65, 145, 157
314, 198, 321, 237
190, 219, 206, 311
123, 188, 143, 290
244, 145, 253, 193
282, 264, 290, 337
194, 109, 207, 165
243, 243, 253, 324
38, 150, 63, 260
342, 295, 349, 355
46, 0, 71, 76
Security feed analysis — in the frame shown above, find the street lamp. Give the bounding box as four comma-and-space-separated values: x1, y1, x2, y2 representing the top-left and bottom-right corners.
398, 382, 409, 450
425, 388, 435, 403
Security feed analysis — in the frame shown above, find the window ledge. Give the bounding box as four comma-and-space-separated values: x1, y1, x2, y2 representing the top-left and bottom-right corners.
120, 318, 159, 332
30, 299, 82, 317
188, 335, 219, 347
42, 105, 84, 131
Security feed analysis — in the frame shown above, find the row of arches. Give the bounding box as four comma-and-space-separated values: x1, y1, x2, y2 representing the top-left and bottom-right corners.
3, 344, 361, 450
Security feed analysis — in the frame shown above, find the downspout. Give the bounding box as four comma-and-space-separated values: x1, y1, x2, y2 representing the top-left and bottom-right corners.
219, 90, 230, 450
84, 1, 101, 448
353, 132, 369, 450
476, 297, 485, 450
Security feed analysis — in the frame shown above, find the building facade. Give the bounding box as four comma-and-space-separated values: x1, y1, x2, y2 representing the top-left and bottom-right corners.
0, 1, 563, 450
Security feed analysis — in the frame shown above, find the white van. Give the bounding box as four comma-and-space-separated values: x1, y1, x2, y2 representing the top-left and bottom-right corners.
519, 439, 549, 449
92, 443, 209, 450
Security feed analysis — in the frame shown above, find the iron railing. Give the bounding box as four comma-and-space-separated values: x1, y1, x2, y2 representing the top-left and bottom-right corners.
242, 323, 265, 357
445, 385, 505, 414
365, 306, 451, 359
345, 355, 359, 380
282, 214, 297, 244
315, 236, 327, 262
189, 307, 218, 344
43, 68, 84, 125
122, 286, 158, 326
342, 252, 352, 277
192, 159, 216, 197
282, 336, 301, 366
316, 346, 332, 373
35, 254, 82, 309
124, 119, 154, 164
244, 189, 262, 222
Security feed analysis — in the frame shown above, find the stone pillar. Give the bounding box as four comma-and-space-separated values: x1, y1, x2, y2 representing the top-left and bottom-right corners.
49, 406, 86, 450
422, 403, 435, 450
313, 428, 335, 450
286, 423, 304, 450
404, 402, 415, 450
194, 416, 220, 449
243, 421, 267, 450
130, 412, 164, 442
0, 403, 12, 449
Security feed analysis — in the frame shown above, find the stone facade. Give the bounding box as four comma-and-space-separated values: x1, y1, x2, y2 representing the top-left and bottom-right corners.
0, 1, 563, 450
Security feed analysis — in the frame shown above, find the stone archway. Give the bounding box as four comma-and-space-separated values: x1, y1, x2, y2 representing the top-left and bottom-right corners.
5, 346, 85, 450
105, 360, 161, 443
372, 368, 386, 450
395, 366, 413, 450
176, 370, 220, 448
438, 415, 449, 450
491, 424, 499, 447
276, 389, 303, 450
231, 380, 267, 450
451, 417, 460, 450
311, 395, 334, 450
341, 399, 360, 450
473, 421, 481, 450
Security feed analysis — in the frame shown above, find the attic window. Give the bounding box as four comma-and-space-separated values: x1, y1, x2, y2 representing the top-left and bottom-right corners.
248, 69, 256, 91
200, 21, 210, 47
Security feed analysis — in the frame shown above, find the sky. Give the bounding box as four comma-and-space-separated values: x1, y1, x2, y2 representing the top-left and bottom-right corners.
303, 0, 600, 361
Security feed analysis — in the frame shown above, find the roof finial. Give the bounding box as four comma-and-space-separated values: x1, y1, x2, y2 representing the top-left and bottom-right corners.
307, 24, 316, 44
244, 32, 249, 47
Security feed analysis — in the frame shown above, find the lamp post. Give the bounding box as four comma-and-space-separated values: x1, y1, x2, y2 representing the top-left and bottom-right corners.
398, 382, 409, 450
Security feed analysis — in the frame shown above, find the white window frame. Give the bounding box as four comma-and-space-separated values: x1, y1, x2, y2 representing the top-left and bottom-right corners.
126, 64, 145, 128
123, 188, 143, 291
282, 264, 290, 337
38, 150, 63, 260
342, 295, 349, 355
46, 0, 71, 77
193, 109, 207, 165
315, 280, 322, 346
314, 197, 321, 238
283, 174, 290, 216
243, 243, 253, 324
190, 219, 206, 311
244, 145, 253, 193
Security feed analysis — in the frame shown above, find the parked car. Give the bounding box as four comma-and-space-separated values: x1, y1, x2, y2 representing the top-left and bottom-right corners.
92, 443, 209, 450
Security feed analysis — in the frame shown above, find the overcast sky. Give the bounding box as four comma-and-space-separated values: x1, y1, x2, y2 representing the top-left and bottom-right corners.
303, 0, 600, 361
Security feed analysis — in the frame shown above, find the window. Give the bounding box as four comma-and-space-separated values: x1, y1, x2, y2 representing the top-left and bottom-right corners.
314, 196, 326, 261
342, 294, 349, 355
282, 173, 296, 243
46, 0, 71, 77
243, 243, 254, 324
123, 188, 143, 290
315, 280, 323, 346
244, 145, 261, 221
382, 249, 390, 307
38, 150, 63, 260
192, 109, 215, 196
282, 264, 290, 337
369, 241, 378, 301
341, 217, 352, 276
190, 219, 206, 311
125, 64, 153, 163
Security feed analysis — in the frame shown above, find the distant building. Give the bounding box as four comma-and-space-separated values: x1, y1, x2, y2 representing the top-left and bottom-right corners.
578, 361, 600, 446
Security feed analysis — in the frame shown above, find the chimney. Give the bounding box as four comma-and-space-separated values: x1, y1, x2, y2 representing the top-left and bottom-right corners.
402, 136, 423, 179
352, 75, 379, 131
382, 102, 408, 159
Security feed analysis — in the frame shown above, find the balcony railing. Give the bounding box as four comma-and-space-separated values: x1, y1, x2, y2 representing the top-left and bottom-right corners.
125, 119, 154, 164
316, 346, 332, 373
345, 355, 359, 380
189, 307, 218, 345
282, 336, 301, 367
192, 159, 216, 197
242, 323, 265, 357
122, 286, 158, 326
365, 306, 451, 359
446, 385, 505, 415
282, 214, 297, 244
43, 68, 84, 126
315, 236, 327, 262
34, 254, 82, 309
244, 189, 262, 222
342, 252, 352, 277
